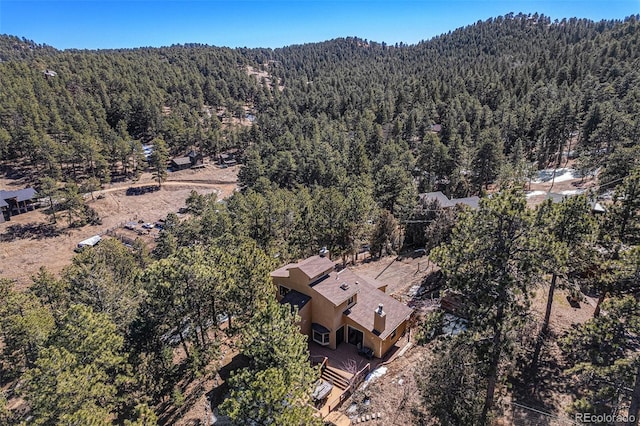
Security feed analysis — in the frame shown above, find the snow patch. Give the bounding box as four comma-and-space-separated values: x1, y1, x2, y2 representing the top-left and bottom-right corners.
533, 168, 580, 183
560, 189, 584, 195
407, 285, 421, 298
526, 191, 546, 198
442, 313, 467, 336
361, 366, 388, 389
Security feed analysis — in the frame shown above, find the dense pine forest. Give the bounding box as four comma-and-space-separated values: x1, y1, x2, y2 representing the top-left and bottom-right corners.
1, 13, 640, 425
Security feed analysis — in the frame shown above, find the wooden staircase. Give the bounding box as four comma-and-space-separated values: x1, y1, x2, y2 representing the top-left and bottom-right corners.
321, 365, 352, 391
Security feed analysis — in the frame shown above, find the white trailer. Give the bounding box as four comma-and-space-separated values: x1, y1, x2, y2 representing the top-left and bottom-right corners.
76, 235, 101, 251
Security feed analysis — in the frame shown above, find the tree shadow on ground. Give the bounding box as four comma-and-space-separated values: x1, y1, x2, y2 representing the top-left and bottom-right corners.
207, 353, 250, 407
0, 222, 64, 242
510, 332, 580, 424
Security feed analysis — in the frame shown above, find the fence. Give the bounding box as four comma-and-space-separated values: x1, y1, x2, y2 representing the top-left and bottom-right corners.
351, 363, 371, 392
323, 389, 351, 417
310, 355, 328, 369
511, 401, 578, 426
104, 217, 142, 247
321, 362, 371, 419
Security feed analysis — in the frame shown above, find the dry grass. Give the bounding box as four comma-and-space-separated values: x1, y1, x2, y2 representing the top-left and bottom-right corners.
0, 164, 239, 288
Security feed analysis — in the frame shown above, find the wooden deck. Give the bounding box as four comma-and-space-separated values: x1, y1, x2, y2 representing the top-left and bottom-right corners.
309, 334, 410, 372
308, 337, 412, 421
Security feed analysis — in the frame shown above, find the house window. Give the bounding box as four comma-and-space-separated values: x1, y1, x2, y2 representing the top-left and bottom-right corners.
313, 330, 330, 345
390, 328, 397, 340
312, 323, 330, 346
279, 285, 290, 297
347, 295, 356, 308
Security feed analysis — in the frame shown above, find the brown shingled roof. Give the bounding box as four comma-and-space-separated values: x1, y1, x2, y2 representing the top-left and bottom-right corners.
313, 268, 412, 339
311, 268, 361, 306
295, 255, 335, 280
270, 262, 296, 278
172, 157, 191, 166
269, 255, 412, 339
344, 282, 413, 340
269, 256, 334, 281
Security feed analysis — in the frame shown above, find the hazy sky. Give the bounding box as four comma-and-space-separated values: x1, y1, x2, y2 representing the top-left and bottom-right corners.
1, 1, 639, 50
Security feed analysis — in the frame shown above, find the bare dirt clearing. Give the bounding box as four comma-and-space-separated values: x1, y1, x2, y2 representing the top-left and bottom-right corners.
0, 165, 239, 287
351, 254, 436, 299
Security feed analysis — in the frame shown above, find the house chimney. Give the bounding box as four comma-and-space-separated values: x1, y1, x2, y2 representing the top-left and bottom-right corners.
374, 303, 386, 334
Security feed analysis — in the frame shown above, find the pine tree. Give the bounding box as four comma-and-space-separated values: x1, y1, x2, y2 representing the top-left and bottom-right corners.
37, 177, 59, 223
60, 182, 85, 226
0, 279, 55, 373
220, 300, 320, 425
22, 305, 127, 425
148, 137, 168, 188
540, 197, 596, 329
560, 296, 640, 420
530, 195, 596, 371
431, 189, 542, 423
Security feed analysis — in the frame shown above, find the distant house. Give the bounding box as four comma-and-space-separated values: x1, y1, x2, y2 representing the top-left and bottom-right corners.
0, 188, 38, 222
429, 124, 442, 133
271, 252, 413, 359
218, 152, 238, 167
43, 69, 57, 77
546, 192, 606, 214
171, 157, 192, 171
187, 150, 203, 167
418, 191, 480, 210
171, 157, 191, 170
172, 151, 204, 170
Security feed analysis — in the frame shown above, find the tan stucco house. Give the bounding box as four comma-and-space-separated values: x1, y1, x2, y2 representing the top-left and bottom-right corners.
271, 253, 413, 359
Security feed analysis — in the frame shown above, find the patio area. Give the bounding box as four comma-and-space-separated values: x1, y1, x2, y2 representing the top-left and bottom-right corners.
308, 334, 412, 420
308, 331, 411, 373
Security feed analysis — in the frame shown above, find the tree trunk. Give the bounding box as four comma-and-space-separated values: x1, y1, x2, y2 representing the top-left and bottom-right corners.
594, 292, 606, 317
196, 318, 206, 348
48, 195, 57, 223
627, 361, 640, 426
179, 331, 190, 360
542, 274, 558, 334
530, 274, 558, 378
480, 306, 504, 425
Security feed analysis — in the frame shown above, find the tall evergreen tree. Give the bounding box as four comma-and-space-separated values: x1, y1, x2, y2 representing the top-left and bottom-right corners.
220, 300, 320, 425
148, 137, 168, 188
431, 189, 542, 423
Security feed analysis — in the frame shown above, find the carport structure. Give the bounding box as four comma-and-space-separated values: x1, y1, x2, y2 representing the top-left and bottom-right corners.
0, 188, 38, 222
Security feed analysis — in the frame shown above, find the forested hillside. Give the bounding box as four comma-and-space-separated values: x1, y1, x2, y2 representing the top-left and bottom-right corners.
2, 14, 639, 194
0, 37, 258, 183
1, 13, 640, 425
